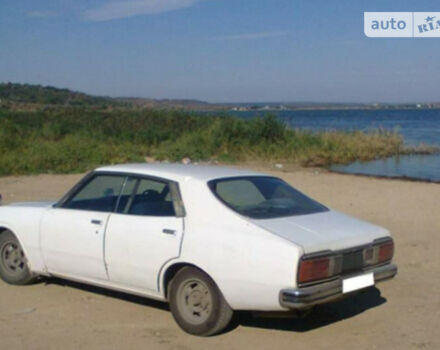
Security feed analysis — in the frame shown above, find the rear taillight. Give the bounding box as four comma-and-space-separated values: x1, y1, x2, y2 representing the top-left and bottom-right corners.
363, 239, 394, 266
378, 240, 394, 263
298, 255, 342, 284
298, 257, 330, 284
298, 239, 394, 285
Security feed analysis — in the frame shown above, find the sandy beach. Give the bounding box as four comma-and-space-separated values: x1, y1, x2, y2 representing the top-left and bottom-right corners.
0, 166, 439, 350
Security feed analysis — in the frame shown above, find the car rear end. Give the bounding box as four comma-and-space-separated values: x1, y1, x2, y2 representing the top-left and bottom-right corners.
280, 237, 397, 310
206, 174, 398, 312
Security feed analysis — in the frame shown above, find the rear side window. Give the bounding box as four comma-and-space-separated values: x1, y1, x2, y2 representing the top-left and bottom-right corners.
123, 178, 176, 217
63, 175, 126, 212
116, 177, 138, 213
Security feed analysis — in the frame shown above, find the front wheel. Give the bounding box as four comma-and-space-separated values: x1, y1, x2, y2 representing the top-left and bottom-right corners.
168, 267, 233, 336
0, 230, 36, 285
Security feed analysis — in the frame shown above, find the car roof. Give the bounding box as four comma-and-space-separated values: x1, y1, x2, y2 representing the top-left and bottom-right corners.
95, 163, 268, 182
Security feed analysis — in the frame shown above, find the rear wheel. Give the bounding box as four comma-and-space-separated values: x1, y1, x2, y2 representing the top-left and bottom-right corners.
169, 267, 233, 336
0, 230, 36, 285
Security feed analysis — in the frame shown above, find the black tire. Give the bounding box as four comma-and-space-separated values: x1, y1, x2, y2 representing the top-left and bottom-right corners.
169, 266, 233, 336
0, 230, 36, 285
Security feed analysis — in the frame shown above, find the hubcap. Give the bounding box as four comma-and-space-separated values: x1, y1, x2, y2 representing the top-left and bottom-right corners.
178, 279, 212, 325
1, 241, 27, 276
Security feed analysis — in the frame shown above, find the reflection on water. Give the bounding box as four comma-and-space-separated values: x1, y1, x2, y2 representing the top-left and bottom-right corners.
330, 154, 440, 182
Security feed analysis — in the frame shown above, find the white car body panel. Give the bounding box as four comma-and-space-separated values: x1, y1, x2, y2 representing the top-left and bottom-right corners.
0, 164, 393, 311
105, 214, 184, 292
252, 210, 389, 254
167, 178, 302, 310
40, 208, 109, 280
0, 201, 54, 273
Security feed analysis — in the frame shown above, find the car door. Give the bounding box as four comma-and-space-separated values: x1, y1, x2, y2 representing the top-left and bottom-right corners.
105, 176, 185, 293
40, 174, 128, 281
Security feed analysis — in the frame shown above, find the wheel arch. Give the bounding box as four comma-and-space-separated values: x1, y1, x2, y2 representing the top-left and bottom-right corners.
161, 262, 220, 301
0, 224, 33, 270
0, 225, 19, 240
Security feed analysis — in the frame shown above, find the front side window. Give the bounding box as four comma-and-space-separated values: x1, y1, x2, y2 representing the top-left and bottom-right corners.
63, 175, 126, 212
209, 176, 328, 219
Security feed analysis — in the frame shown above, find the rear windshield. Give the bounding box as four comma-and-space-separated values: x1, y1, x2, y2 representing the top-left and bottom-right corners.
208, 176, 329, 219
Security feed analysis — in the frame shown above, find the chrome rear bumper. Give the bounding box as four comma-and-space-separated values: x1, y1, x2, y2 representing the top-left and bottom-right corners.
280, 263, 397, 310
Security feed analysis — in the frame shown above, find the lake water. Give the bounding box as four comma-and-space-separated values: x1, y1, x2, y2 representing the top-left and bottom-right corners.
225, 109, 440, 182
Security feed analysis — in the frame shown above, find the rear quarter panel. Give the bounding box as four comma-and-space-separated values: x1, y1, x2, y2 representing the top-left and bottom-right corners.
167, 178, 303, 311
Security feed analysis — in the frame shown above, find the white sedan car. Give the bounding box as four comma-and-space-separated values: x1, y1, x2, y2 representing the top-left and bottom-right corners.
0, 164, 397, 336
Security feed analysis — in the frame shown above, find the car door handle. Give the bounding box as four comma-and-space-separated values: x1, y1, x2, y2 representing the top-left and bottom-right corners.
162, 229, 176, 235
91, 219, 102, 225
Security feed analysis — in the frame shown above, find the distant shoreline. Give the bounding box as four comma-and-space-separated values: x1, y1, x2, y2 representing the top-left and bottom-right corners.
202, 105, 440, 113
328, 168, 440, 184
2, 82, 440, 112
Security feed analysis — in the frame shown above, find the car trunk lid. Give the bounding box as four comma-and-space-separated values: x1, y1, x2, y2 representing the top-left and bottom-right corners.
251, 210, 389, 254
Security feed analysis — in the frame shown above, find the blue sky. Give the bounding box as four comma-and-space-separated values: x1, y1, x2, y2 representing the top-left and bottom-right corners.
1, 0, 439, 103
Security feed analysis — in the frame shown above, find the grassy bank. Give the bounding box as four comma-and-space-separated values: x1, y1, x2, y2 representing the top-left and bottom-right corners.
0, 108, 407, 176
